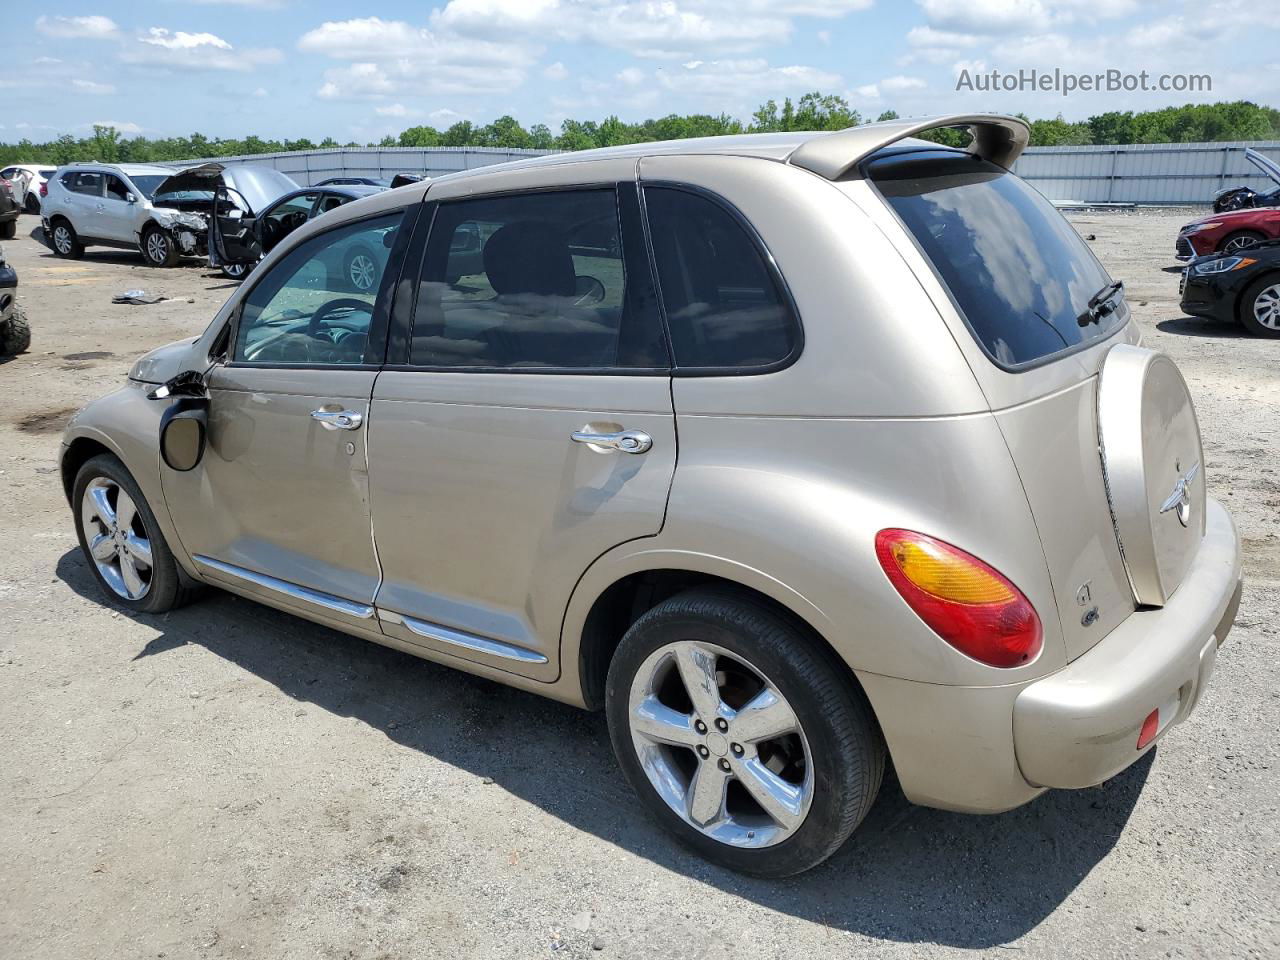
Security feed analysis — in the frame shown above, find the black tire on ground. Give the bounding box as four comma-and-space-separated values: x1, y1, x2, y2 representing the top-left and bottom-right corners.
1218, 230, 1265, 255
140, 225, 179, 267
1237, 274, 1280, 338
605, 588, 885, 878
25, 193, 40, 215
0, 308, 31, 356
50, 218, 83, 259
72, 454, 204, 614
0, 220, 15, 240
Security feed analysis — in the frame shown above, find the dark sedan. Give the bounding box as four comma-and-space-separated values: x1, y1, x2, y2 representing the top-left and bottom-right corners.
1180, 239, 1280, 337
315, 176, 392, 187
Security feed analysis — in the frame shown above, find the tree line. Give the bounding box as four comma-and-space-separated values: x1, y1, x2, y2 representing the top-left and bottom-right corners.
3, 95, 1278, 167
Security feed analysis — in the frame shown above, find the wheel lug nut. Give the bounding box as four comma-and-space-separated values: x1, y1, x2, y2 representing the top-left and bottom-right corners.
715, 718, 728, 733
718, 758, 731, 772
697, 745, 710, 759
731, 743, 743, 756
694, 719, 707, 734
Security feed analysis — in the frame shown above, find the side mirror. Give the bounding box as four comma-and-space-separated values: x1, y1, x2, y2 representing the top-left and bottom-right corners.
126, 193, 137, 203
159, 397, 209, 472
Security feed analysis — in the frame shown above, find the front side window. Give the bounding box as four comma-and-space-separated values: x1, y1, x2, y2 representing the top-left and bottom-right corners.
644, 187, 798, 370
105, 175, 130, 202
261, 193, 319, 247
234, 212, 402, 365
869, 151, 1120, 368
410, 188, 666, 370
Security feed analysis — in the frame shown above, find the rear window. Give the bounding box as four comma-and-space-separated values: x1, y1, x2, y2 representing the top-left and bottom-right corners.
870, 151, 1121, 368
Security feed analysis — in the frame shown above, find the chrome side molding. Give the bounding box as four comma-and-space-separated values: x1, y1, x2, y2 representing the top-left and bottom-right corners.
379, 609, 549, 665
192, 555, 376, 620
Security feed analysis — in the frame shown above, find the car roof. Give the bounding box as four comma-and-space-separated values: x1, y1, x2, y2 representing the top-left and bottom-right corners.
427, 114, 1028, 187
319, 184, 385, 198
60, 163, 178, 177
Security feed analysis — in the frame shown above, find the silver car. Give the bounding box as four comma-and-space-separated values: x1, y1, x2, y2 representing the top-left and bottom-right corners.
60, 114, 1243, 877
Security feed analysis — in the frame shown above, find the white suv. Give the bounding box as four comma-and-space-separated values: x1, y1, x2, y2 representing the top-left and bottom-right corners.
42, 163, 209, 267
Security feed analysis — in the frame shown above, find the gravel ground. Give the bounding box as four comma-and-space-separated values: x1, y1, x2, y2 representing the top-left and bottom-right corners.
0, 208, 1276, 960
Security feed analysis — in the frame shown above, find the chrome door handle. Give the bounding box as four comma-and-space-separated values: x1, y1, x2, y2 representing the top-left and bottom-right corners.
311, 408, 363, 431
571, 428, 652, 454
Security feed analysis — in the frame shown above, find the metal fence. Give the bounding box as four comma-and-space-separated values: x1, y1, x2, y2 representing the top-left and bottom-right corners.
195, 141, 1280, 207
1013, 141, 1280, 206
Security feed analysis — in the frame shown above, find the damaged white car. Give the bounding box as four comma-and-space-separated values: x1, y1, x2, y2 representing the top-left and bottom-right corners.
42, 162, 297, 268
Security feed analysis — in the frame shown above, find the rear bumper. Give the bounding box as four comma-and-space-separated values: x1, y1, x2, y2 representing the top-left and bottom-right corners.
1014, 497, 1241, 789
858, 497, 1241, 813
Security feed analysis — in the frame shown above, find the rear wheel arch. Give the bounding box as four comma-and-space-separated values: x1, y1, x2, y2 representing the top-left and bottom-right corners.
574, 565, 874, 721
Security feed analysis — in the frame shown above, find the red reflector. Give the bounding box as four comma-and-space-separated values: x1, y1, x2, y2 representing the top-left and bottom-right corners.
1137, 709, 1159, 749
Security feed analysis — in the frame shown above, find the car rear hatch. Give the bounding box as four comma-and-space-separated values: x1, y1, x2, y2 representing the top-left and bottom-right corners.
864, 148, 1206, 661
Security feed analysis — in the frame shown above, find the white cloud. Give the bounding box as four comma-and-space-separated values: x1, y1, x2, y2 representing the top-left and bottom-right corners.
252, 87, 268, 98
853, 83, 880, 99
543, 61, 568, 80
92, 120, 143, 134
375, 102, 410, 117
881, 74, 927, 92
72, 78, 117, 95
123, 28, 282, 71
659, 58, 843, 98
817, 30, 832, 45
35, 15, 119, 39
916, 0, 1050, 35
617, 67, 646, 86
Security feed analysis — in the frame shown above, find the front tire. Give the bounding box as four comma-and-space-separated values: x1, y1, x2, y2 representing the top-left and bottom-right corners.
50, 219, 83, 259
0, 308, 31, 356
343, 246, 378, 293
73, 454, 200, 613
1239, 275, 1280, 338
605, 589, 885, 877
141, 225, 179, 267
0, 220, 15, 240
25, 193, 40, 215
221, 261, 251, 281
1219, 230, 1265, 255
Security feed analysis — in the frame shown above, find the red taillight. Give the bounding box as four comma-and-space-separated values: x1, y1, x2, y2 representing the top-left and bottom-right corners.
1137, 709, 1159, 749
875, 529, 1043, 668
39, 182, 48, 197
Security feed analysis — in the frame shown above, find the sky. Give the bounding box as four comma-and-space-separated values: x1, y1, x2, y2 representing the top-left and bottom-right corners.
5, 0, 1279, 143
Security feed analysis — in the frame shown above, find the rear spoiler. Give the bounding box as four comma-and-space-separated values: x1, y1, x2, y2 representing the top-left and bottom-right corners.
787, 114, 1030, 180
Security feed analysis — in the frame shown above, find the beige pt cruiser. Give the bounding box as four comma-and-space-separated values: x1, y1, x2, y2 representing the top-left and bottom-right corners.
61, 115, 1243, 877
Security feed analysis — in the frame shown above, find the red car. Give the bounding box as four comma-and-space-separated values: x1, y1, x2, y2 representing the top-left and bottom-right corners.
1177, 149, 1280, 259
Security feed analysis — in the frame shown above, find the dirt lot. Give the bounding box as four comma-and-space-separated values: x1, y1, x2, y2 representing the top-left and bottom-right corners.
1, 209, 1277, 960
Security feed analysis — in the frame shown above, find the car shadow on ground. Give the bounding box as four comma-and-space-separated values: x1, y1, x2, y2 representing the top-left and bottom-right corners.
1157, 316, 1249, 338
56, 547, 1151, 949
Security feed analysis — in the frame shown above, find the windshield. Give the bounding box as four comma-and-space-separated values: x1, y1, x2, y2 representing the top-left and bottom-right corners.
129, 175, 172, 199
870, 150, 1122, 368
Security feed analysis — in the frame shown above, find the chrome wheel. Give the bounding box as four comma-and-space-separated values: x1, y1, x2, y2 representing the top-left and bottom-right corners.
80, 477, 153, 600
1223, 235, 1259, 254
222, 261, 249, 280
627, 640, 813, 848
53, 225, 73, 255
145, 231, 169, 264
348, 253, 376, 291
1253, 283, 1280, 331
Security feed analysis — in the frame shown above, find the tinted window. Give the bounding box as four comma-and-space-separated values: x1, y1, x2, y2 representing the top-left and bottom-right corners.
262, 193, 319, 249
317, 193, 348, 214
104, 175, 130, 202
411, 189, 666, 370
234, 213, 401, 365
644, 187, 798, 369
63, 172, 103, 196
870, 151, 1120, 367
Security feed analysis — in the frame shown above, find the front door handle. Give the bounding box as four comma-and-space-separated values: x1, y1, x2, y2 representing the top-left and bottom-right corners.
571, 428, 652, 454
311, 408, 363, 431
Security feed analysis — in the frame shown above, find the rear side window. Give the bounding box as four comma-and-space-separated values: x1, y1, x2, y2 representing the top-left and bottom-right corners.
644, 186, 798, 370
63, 172, 103, 196
870, 151, 1120, 368
411, 188, 666, 370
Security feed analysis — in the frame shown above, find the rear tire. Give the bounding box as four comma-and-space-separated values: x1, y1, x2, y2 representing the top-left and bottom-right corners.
50, 219, 83, 259
72, 454, 202, 614
1, 308, 31, 356
24, 194, 40, 215
0, 220, 15, 240
1238, 275, 1280, 338
1219, 230, 1265, 255
141, 225, 179, 267
605, 588, 885, 878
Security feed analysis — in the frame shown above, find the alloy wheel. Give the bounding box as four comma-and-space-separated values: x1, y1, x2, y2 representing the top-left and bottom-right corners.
146, 232, 169, 264
1253, 283, 1280, 331
80, 477, 154, 600
53, 225, 72, 255
1223, 235, 1259, 253
348, 254, 376, 291
626, 640, 814, 848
